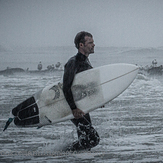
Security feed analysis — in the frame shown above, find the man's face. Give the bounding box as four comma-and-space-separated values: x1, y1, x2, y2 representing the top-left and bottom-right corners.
81, 36, 95, 56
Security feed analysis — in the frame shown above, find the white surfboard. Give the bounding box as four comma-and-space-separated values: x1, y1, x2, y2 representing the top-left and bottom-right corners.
8, 63, 138, 129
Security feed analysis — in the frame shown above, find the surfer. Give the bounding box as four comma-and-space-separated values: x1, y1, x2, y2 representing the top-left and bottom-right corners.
63, 31, 100, 151
37, 61, 42, 71
152, 59, 157, 67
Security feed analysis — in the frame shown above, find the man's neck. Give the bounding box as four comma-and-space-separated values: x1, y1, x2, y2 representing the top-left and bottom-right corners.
78, 50, 89, 57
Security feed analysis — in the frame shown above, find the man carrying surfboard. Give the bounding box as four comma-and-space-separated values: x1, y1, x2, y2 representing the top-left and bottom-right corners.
63, 31, 100, 151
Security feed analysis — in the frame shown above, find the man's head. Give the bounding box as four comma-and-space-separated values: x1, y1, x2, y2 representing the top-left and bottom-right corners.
74, 31, 95, 56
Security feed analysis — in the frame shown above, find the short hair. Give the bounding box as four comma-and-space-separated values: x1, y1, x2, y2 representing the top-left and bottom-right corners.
74, 31, 93, 49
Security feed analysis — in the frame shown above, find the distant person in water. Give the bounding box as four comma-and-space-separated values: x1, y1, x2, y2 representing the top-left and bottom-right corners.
37, 61, 42, 71
152, 59, 157, 67
63, 31, 100, 151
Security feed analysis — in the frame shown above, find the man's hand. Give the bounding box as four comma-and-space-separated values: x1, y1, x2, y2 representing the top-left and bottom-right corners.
72, 108, 85, 119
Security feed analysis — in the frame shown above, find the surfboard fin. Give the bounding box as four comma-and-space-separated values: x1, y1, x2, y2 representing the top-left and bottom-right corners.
3, 118, 14, 131
37, 116, 52, 129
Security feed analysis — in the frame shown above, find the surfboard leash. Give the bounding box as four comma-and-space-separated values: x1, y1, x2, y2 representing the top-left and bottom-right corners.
3, 117, 14, 132
82, 115, 92, 127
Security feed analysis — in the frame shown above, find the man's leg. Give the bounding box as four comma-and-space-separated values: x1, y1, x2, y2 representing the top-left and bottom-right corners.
69, 113, 100, 151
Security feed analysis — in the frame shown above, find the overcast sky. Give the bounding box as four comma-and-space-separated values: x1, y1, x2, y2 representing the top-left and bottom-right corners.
0, 0, 163, 48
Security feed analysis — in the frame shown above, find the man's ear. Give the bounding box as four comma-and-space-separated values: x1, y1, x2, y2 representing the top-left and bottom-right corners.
79, 43, 83, 47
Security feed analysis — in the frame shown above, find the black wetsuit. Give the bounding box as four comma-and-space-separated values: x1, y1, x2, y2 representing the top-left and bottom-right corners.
63, 52, 100, 151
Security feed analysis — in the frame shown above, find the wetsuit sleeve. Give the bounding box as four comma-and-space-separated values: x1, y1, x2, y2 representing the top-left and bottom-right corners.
63, 60, 77, 110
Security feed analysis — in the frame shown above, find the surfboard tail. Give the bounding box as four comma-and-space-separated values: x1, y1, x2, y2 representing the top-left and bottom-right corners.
3, 117, 14, 131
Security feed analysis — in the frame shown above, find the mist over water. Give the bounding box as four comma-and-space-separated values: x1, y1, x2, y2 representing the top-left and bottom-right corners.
0, 47, 163, 162
1, 46, 163, 70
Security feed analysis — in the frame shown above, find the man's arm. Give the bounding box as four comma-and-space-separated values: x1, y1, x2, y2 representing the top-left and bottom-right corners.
63, 60, 77, 110
63, 60, 85, 119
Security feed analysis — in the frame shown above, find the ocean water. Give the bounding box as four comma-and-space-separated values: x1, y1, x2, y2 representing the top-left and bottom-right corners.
0, 46, 163, 162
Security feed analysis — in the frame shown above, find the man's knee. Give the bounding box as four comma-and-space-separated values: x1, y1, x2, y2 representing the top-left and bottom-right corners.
89, 127, 100, 147
77, 123, 100, 148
